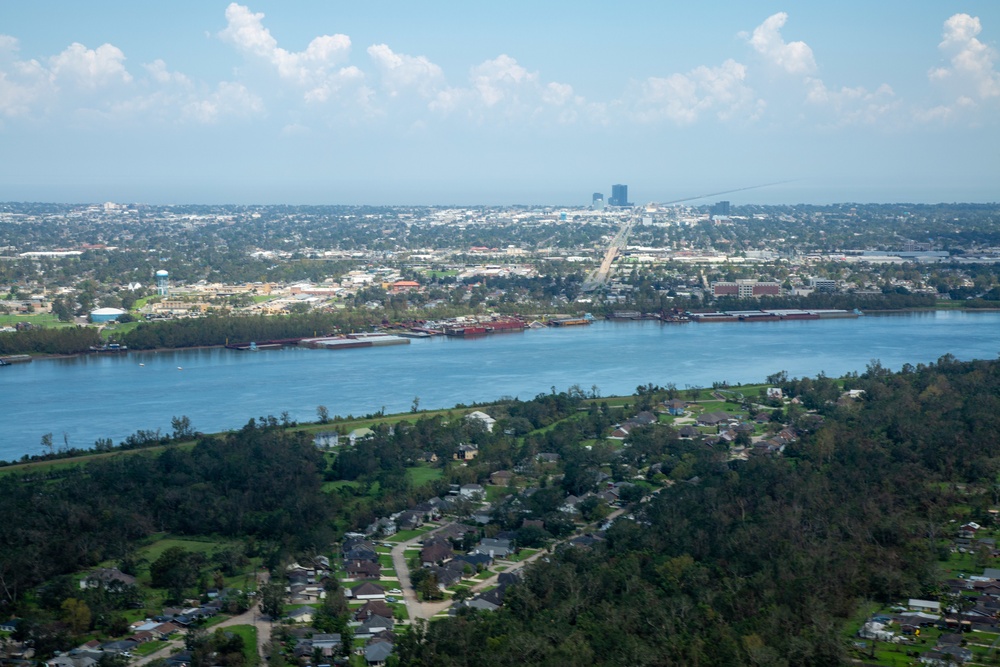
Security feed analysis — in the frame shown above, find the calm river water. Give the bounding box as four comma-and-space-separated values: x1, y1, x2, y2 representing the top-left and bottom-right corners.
3, 311, 999, 461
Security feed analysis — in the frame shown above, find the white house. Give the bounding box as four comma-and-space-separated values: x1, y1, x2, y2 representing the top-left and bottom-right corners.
465, 411, 496, 432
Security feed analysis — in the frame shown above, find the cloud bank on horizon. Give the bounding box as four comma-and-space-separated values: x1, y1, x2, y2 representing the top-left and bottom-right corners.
0, 3, 998, 203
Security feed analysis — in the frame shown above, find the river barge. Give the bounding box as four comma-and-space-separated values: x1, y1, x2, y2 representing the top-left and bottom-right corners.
89, 343, 128, 353
690, 309, 859, 322
444, 325, 488, 336
226, 337, 305, 350
298, 333, 410, 350
0, 354, 32, 366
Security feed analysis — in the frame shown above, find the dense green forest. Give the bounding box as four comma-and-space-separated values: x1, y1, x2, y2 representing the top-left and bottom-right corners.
396, 356, 1000, 666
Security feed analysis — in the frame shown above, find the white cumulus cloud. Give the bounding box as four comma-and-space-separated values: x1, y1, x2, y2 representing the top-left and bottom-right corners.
747, 12, 817, 75
144, 59, 191, 87
427, 54, 584, 123
0, 35, 52, 116
219, 3, 354, 101
182, 81, 263, 123
367, 43, 443, 98
805, 79, 898, 126
50, 42, 132, 89
632, 59, 761, 124
929, 13, 1000, 100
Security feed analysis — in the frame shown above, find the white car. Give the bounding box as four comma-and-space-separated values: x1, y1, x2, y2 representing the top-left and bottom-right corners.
388, 588, 402, 595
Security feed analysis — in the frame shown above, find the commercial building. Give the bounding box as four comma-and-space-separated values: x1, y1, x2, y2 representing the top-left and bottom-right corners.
809, 278, 838, 293
712, 280, 782, 298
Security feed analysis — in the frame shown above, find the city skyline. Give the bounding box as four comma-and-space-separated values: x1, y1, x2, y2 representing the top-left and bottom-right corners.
1, 1, 999, 205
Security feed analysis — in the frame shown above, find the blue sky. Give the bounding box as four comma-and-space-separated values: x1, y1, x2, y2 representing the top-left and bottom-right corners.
1, 1, 998, 205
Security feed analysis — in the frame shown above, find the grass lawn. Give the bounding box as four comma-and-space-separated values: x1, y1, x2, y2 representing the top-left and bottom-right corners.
393, 526, 436, 542
391, 603, 408, 620
484, 485, 509, 503
506, 549, 539, 563
406, 465, 443, 487
134, 641, 169, 657
378, 554, 394, 568
0, 312, 73, 327
940, 550, 980, 578
223, 624, 259, 666
140, 535, 235, 564
101, 321, 141, 339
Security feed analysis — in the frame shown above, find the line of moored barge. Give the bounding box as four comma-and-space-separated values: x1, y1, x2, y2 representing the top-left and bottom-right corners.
222, 309, 858, 352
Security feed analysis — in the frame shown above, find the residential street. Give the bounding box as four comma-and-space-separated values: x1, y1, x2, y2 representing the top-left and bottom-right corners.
392, 508, 629, 621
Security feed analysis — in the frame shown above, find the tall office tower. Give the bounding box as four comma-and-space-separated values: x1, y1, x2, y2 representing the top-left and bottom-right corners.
610, 184, 628, 207
592, 192, 604, 204
711, 200, 731, 217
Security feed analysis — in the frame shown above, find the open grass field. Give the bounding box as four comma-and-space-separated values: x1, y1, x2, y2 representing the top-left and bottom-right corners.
140, 535, 235, 564
405, 465, 442, 487
0, 312, 72, 327
101, 321, 141, 339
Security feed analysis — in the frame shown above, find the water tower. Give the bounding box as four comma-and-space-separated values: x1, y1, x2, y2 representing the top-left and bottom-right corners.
155, 270, 169, 297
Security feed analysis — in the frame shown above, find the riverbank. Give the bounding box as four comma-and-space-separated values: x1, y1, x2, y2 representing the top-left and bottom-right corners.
11, 305, 998, 361
3, 312, 998, 458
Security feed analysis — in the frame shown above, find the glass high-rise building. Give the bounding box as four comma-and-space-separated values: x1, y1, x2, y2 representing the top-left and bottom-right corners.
610, 184, 628, 207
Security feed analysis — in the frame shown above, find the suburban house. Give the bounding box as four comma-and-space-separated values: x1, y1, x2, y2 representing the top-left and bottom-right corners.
465, 411, 496, 432
349, 582, 386, 600
311, 633, 341, 656
354, 614, 394, 638
421, 537, 453, 567
474, 538, 513, 559
354, 600, 394, 622
697, 411, 736, 427
459, 484, 485, 500
490, 470, 513, 486
346, 560, 382, 580
287, 606, 314, 624
677, 425, 701, 439
663, 399, 688, 416
80, 568, 136, 589
364, 640, 394, 666
395, 509, 424, 531
454, 443, 479, 461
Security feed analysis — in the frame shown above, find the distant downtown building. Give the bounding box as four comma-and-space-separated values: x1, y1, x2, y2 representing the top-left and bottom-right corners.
592, 192, 604, 205
711, 200, 731, 217
609, 184, 629, 207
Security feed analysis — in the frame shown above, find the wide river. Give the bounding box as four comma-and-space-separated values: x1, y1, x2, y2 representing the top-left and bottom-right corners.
3, 311, 999, 461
